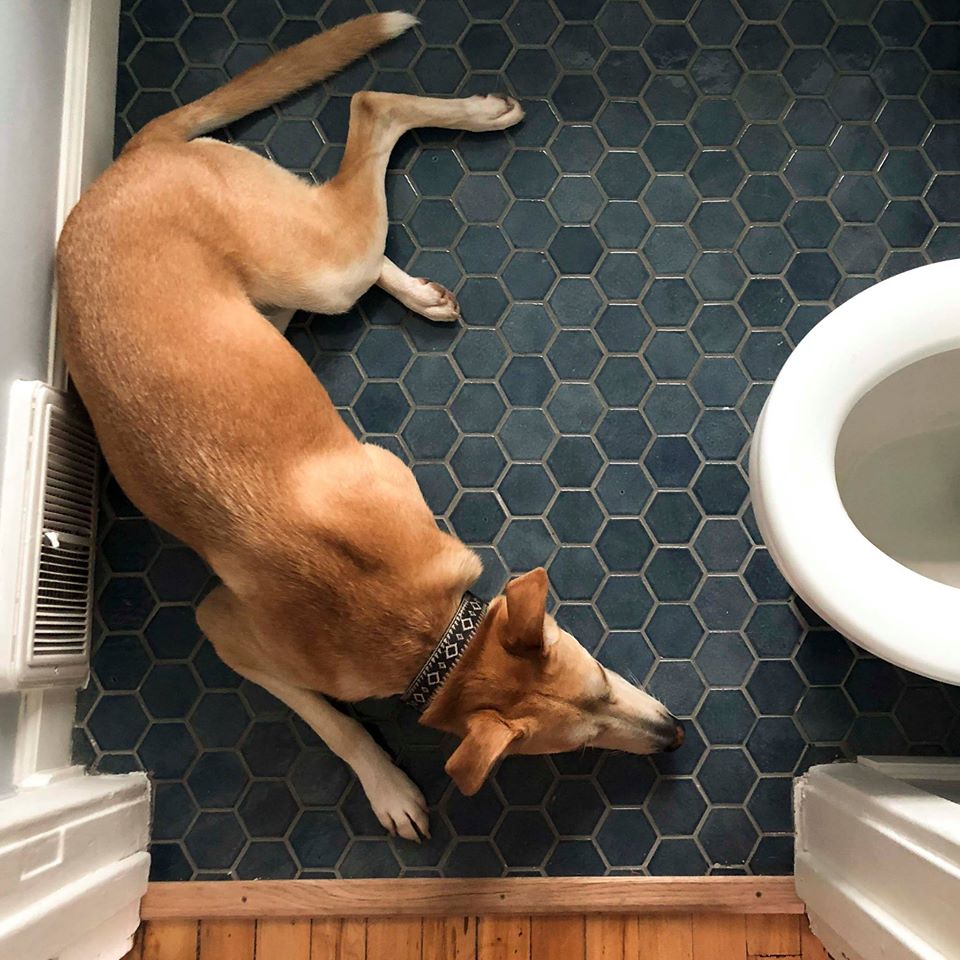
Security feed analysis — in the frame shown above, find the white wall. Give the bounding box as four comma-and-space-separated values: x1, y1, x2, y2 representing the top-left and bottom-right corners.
0, 4, 73, 798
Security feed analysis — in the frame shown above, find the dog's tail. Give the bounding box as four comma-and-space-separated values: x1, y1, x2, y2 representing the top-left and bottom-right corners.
127, 11, 416, 149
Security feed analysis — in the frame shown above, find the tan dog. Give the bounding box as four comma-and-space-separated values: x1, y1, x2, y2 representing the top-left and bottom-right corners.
57, 12, 682, 841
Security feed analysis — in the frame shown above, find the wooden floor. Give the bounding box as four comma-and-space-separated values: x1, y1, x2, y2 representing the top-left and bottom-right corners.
126, 913, 829, 959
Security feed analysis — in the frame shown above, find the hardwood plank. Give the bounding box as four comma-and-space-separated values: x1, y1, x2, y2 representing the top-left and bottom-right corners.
478, 917, 531, 960
141, 878, 803, 919
531, 915, 584, 960
629, 914, 694, 960
585, 915, 624, 960
746, 915, 801, 957
366, 918, 422, 960
692, 914, 747, 960
255, 919, 311, 959
423, 916, 478, 960
142, 920, 199, 960
310, 918, 367, 960
198, 920, 255, 960
800, 919, 829, 960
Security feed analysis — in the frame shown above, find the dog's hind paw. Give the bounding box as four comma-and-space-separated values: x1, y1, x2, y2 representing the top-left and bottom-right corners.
363, 762, 431, 842
463, 94, 524, 132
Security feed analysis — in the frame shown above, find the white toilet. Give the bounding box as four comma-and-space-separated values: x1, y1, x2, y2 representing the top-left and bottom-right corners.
750, 259, 960, 685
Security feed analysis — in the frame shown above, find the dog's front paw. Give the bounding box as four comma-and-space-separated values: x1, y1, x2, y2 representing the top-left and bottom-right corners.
363, 763, 430, 842
464, 94, 524, 132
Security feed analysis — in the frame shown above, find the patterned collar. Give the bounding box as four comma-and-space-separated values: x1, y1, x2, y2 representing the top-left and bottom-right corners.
401, 592, 487, 711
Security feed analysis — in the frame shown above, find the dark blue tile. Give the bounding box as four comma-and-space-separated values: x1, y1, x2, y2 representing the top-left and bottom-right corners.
595, 575, 654, 628
643, 126, 698, 173
698, 690, 756, 745
153, 781, 197, 841
548, 329, 602, 380
93, 634, 151, 691
797, 687, 855, 742
547, 491, 603, 544
451, 436, 506, 487
642, 279, 698, 328
494, 811, 553, 868
690, 51, 742, 99
498, 410, 555, 460
695, 576, 752, 631
698, 748, 757, 805
644, 23, 697, 70
644, 178, 697, 226
597, 633, 655, 696
445, 840, 503, 877
783, 49, 836, 98
645, 437, 701, 489
692, 410, 749, 462
645, 492, 701, 547
747, 660, 806, 715
551, 75, 604, 122
697, 632, 754, 691
596, 809, 655, 868
648, 778, 707, 835
450, 382, 506, 432
689, 0, 741, 42
736, 74, 789, 122
290, 811, 350, 869
596, 463, 653, 518
737, 174, 792, 222
450, 491, 506, 543
496, 756, 555, 805
795, 631, 854, 685
149, 842, 192, 881
698, 808, 758, 868
649, 839, 709, 876
545, 840, 605, 876
596, 519, 653, 574
498, 518, 555, 571
500, 356, 555, 407
138, 722, 197, 779
547, 383, 604, 433
88, 695, 149, 751
643, 384, 699, 434
647, 660, 705, 715
547, 436, 603, 488
546, 779, 605, 836
747, 717, 806, 773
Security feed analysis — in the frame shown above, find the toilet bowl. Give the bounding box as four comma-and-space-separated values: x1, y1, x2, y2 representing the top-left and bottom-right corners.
750, 259, 960, 685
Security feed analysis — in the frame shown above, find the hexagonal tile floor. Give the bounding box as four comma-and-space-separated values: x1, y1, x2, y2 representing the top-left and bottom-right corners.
76, 0, 960, 880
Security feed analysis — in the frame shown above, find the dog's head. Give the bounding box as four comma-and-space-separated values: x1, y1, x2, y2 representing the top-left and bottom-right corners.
422, 567, 683, 795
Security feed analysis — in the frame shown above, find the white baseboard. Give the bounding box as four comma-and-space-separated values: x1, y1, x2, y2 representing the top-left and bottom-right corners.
0, 771, 150, 960
796, 759, 960, 960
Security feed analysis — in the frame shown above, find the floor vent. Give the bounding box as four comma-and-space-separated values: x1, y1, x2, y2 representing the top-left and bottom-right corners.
0, 381, 98, 690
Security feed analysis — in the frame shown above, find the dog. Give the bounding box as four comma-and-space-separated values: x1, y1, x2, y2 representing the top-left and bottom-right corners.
57, 12, 683, 842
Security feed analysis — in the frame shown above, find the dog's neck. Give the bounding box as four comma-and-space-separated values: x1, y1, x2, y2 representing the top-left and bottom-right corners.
401, 592, 487, 710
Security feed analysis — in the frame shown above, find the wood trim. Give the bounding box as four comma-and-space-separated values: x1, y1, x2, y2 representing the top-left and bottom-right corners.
141, 877, 803, 921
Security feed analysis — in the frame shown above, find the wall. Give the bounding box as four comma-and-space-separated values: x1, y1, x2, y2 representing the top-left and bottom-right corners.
0, 4, 72, 798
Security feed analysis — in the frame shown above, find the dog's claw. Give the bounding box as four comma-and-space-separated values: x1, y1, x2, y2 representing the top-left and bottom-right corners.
363, 762, 431, 843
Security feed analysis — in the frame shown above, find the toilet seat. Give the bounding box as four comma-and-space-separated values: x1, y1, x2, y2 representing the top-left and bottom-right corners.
750, 259, 960, 685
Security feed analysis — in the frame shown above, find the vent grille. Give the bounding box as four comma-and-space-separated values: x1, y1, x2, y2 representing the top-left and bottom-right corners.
0, 381, 98, 689
31, 405, 98, 661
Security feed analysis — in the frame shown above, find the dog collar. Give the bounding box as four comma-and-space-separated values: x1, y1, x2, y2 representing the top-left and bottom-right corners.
401, 592, 487, 711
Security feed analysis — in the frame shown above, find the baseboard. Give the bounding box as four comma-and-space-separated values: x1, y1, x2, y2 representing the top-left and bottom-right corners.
141, 876, 803, 920
0, 772, 150, 959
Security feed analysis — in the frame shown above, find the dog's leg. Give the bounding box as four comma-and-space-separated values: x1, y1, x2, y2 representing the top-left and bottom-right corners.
317, 91, 523, 317
197, 585, 429, 841
377, 257, 459, 322
241, 668, 430, 842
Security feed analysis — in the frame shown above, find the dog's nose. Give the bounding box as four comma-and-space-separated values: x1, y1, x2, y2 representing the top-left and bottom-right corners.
664, 722, 685, 753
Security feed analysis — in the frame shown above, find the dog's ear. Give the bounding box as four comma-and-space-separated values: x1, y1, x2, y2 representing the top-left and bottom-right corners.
503, 567, 552, 655
445, 710, 519, 795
